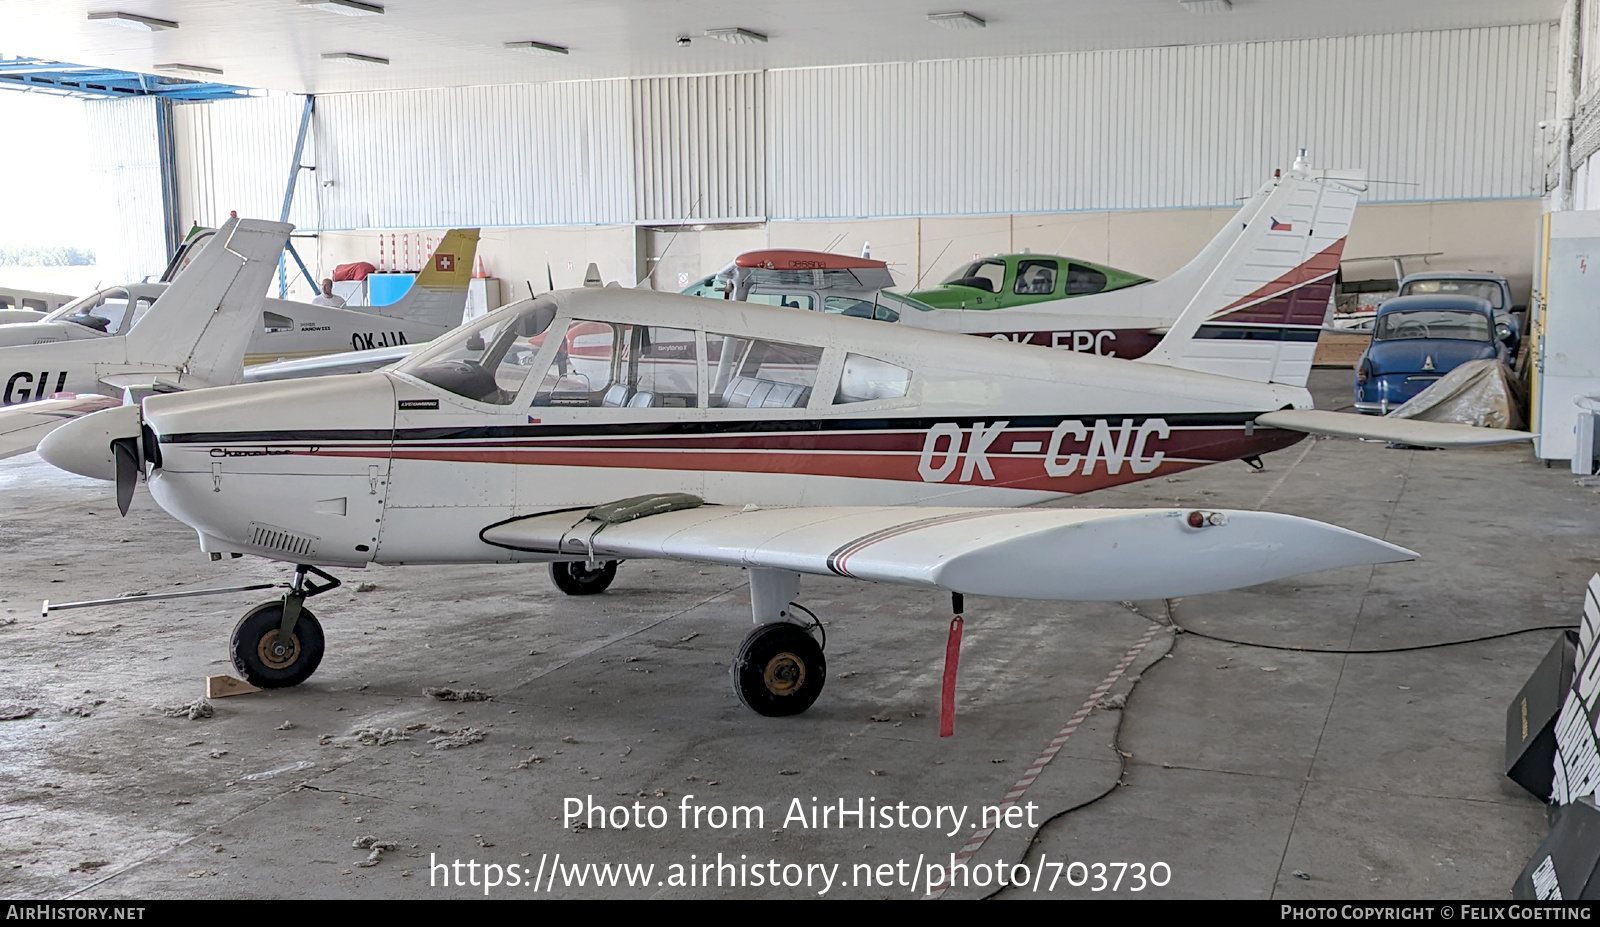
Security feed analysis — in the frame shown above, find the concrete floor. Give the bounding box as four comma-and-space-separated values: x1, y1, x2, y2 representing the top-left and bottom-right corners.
0, 370, 1592, 899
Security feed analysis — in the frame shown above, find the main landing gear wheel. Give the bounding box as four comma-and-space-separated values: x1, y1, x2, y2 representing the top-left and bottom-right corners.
230, 601, 325, 688
550, 560, 618, 595
733, 622, 827, 717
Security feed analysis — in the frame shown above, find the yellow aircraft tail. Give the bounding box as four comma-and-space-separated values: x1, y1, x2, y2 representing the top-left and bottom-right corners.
370, 229, 481, 329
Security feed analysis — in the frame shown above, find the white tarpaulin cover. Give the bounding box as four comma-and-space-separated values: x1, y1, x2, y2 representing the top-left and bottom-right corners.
1390, 358, 1525, 429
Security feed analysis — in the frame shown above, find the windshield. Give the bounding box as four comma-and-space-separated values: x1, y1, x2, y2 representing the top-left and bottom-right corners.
1374, 309, 1491, 342
940, 259, 1006, 293
44, 287, 141, 334
396, 297, 560, 404
1399, 279, 1503, 309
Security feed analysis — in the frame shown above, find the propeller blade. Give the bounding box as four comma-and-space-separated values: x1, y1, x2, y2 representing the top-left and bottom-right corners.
111, 437, 139, 516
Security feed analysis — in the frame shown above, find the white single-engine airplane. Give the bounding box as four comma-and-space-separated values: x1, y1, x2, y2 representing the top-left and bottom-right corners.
38, 163, 1531, 720
0, 217, 290, 461
0, 229, 479, 375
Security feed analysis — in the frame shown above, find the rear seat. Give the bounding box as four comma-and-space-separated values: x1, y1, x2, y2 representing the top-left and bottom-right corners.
716, 375, 811, 409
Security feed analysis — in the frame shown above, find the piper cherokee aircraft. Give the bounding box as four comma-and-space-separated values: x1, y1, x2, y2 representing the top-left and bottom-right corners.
4, 229, 479, 368
683, 154, 1336, 362
37, 160, 1533, 720
0, 217, 290, 459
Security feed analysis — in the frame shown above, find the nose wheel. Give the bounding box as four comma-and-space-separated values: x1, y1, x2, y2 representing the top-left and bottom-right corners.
550, 560, 618, 595
732, 622, 826, 717
230, 601, 325, 688
228, 564, 339, 689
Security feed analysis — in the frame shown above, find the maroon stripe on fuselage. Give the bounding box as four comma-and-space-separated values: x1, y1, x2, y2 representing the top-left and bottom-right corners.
969, 328, 1163, 359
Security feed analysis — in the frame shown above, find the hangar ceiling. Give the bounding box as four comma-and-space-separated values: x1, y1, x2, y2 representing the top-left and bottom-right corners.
0, 0, 1564, 95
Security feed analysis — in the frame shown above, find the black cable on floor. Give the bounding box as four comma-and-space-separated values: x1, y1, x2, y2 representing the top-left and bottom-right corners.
1173, 622, 1575, 655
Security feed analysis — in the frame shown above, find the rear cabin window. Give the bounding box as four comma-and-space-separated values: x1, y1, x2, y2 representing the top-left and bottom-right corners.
824, 296, 899, 322
20, 298, 47, 312
1013, 259, 1059, 295
0, 296, 13, 311
834, 354, 911, 404
264, 311, 295, 333
707, 334, 823, 409
1064, 263, 1108, 295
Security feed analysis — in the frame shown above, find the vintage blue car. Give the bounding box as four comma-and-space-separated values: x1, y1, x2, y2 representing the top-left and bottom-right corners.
1354, 294, 1509, 414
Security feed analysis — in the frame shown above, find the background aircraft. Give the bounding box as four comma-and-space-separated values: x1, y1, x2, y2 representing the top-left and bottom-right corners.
13, 229, 479, 367
0, 217, 287, 456
38, 161, 1531, 721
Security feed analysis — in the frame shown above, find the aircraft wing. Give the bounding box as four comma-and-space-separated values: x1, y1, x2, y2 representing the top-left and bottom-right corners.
243, 344, 418, 384
1255, 408, 1533, 448
0, 394, 121, 461
481, 504, 1416, 601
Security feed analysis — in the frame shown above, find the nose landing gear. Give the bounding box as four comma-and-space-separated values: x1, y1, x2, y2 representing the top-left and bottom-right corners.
230, 564, 340, 688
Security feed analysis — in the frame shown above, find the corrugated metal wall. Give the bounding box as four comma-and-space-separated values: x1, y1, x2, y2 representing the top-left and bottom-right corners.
83, 96, 171, 282
173, 94, 317, 229
631, 71, 765, 222
166, 23, 1555, 231
312, 80, 633, 229
769, 24, 1556, 218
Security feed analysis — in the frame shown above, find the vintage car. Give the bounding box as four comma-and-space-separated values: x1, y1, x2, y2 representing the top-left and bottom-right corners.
907, 253, 1151, 310
1396, 271, 1521, 354
1354, 294, 1509, 414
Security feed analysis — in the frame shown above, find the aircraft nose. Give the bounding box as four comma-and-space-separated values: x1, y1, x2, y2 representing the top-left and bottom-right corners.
38, 404, 142, 482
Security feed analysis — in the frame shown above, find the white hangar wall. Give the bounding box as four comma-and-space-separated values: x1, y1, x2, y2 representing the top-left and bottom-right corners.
161, 22, 1555, 300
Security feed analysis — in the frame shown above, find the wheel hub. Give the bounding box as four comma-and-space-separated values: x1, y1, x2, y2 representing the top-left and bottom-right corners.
762, 652, 806, 696
258, 629, 300, 670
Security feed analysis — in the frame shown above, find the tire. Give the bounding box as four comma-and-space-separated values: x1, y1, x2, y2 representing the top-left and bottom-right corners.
230, 601, 325, 689
550, 560, 618, 595
732, 623, 827, 717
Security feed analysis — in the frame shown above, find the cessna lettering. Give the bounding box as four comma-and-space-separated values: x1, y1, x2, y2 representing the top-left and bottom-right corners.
988, 330, 1118, 355
3, 371, 68, 405
917, 418, 1169, 483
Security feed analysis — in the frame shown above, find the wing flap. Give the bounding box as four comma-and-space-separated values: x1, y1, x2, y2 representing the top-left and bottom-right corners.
1256, 408, 1533, 448
482, 505, 1417, 602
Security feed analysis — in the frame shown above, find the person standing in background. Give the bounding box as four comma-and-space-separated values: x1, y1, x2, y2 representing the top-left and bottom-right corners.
311, 278, 346, 308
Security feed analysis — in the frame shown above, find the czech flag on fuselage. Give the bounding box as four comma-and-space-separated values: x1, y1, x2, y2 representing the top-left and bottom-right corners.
1270, 217, 1293, 231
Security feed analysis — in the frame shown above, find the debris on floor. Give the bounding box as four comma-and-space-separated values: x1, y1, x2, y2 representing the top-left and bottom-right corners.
241, 760, 315, 782
357, 728, 410, 746
160, 699, 214, 720
427, 726, 485, 750
352, 835, 397, 867
355, 582, 379, 593
1, 703, 39, 721
424, 686, 491, 702
1096, 693, 1127, 710
60, 699, 105, 718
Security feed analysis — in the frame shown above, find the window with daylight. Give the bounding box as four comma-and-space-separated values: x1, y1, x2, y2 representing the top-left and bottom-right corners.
706, 333, 823, 409
834, 353, 911, 404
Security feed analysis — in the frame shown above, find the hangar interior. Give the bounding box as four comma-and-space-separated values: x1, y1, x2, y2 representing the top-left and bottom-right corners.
3, 0, 1600, 902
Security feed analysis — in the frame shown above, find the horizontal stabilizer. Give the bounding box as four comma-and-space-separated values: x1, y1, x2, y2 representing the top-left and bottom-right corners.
1255, 408, 1534, 448
0, 394, 121, 461
243, 343, 418, 383
483, 505, 1416, 602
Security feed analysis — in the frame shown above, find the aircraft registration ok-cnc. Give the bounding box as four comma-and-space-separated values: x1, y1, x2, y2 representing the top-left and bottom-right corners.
37, 163, 1532, 720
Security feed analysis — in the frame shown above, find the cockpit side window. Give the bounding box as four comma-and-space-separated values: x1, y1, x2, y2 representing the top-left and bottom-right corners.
1013, 259, 1059, 295
530, 321, 700, 409
399, 299, 559, 405
1064, 263, 1108, 295
60, 288, 132, 334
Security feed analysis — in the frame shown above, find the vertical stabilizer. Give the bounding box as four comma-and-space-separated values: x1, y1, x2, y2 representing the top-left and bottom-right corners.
1136, 161, 1366, 387
123, 218, 292, 387
369, 229, 480, 328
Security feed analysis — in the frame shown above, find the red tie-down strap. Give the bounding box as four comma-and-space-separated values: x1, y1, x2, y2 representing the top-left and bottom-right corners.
941, 593, 965, 738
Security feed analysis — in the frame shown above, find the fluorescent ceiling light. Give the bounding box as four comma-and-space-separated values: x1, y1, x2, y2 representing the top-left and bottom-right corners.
503, 40, 568, 56
1179, 0, 1232, 12
298, 0, 384, 15
321, 51, 389, 66
927, 11, 986, 29
87, 11, 178, 32
704, 27, 767, 45
154, 62, 223, 77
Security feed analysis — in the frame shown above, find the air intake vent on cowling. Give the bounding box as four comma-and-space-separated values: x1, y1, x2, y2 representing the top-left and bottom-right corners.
249, 523, 318, 558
